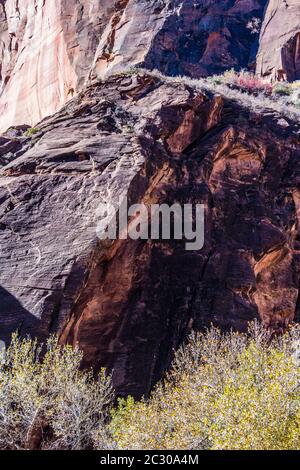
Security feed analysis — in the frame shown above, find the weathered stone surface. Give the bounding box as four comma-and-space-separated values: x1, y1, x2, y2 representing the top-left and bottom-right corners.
0, 0, 115, 132
256, 0, 300, 81
0, 72, 299, 397
0, 0, 268, 132
91, 0, 268, 79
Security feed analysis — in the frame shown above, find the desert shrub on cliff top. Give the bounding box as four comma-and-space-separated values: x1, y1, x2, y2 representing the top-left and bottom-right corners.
111, 323, 300, 450
0, 334, 113, 450
208, 69, 273, 95
128, 68, 300, 122
207, 70, 300, 112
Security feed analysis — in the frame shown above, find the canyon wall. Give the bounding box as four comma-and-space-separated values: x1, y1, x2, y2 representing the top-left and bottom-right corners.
0, 72, 299, 397
0, 0, 268, 133
3, 1, 300, 131
256, 0, 300, 82
1, 0, 300, 397
0, 0, 116, 132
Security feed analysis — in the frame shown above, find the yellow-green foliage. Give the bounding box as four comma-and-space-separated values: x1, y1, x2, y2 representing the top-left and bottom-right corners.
272, 81, 300, 108
0, 334, 113, 450
111, 323, 300, 450
24, 127, 39, 137
3, 325, 300, 450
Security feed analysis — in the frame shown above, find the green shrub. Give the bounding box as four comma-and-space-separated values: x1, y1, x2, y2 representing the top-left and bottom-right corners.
111, 323, 300, 450
25, 127, 39, 137
272, 84, 292, 96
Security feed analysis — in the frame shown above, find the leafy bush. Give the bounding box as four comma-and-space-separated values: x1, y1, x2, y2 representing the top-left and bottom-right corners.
208, 69, 273, 95
111, 323, 300, 450
0, 334, 113, 450
273, 83, 292, 96
24, 127, 39, 137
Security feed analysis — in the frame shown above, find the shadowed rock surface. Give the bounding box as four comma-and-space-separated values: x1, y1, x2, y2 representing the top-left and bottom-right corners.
0, 286, 39, 345
0, 72, 299, 397
0, 0, 268, 132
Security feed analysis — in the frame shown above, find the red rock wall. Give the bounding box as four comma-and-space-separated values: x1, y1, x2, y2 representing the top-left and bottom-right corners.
0, 0, 268, 133
0, 73, 299, 397
0, 0, 115, 132
256, 0, 300, 81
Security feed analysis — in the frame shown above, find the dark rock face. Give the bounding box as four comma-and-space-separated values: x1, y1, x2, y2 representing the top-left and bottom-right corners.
142, 0, 268, 77
0, 73, 299, 397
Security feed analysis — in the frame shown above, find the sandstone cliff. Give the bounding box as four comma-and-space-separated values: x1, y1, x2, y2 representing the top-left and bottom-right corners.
256, 0, 300, 81
0, 72, 299, 397
0, 0, 115, 132
0, 0, 268, 133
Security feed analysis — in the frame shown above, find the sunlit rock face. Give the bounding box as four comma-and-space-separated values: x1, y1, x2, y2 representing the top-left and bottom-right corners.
256, 0, 300, 82
0, 0, 267, 132
0, 0, 114, 132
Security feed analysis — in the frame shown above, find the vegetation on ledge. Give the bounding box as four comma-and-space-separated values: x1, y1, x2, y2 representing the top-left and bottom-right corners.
119, 68, 300, 124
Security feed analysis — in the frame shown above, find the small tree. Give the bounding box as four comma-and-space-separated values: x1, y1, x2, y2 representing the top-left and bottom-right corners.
0, 334, 114, 450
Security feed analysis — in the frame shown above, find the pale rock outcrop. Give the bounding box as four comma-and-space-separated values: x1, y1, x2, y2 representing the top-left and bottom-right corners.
256, 0, 300, 81
0, 72, 299, 397
0, 0, 114, 132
